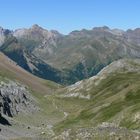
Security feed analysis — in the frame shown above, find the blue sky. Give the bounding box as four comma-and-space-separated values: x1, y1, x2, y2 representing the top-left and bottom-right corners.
0, 0, 140, 34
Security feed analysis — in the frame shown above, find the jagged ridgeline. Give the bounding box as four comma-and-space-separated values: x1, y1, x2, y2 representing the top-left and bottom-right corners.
1, 25, 140, 85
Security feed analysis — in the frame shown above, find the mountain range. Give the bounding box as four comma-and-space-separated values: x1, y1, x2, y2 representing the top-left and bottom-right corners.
1, 25, 140, 85
0, 25, 140, 139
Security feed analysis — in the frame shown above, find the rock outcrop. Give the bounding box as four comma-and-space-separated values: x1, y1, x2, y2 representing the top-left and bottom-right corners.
0, 80, 37, 119
0, 27, 11, 46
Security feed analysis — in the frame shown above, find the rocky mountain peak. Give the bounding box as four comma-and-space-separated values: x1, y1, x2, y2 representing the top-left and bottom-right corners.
0, 27, 12, 46
127, 28, 140, 33
0, 26, 4, 32
110, 29, 124, 35
13, 28, 27, 37
30, 24, 46, 32
31, 24, 41, 29
0, 27, 11, 36
125, 28, 140, 45
50, 30, 63, 37
133, 28, 140, 32
92, 26, 110, 31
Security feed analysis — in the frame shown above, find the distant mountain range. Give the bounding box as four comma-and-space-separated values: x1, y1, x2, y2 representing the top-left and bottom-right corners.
1, 25, 140, 84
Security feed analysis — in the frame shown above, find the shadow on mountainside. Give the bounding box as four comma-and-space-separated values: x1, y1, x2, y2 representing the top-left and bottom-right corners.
0, 115, 11, 126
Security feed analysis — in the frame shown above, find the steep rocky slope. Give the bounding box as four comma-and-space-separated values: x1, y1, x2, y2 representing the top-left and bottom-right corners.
0, 29, 66, 84
0, 52, 63, 139
0, 80, 36, 117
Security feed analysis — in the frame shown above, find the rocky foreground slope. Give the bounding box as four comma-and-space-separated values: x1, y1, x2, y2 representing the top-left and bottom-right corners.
0, 78, 39, 139
0, 80, 37, 118
0, 52, 61, 139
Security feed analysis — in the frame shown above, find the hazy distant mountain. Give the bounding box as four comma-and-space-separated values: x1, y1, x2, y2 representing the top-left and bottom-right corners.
1, 25, 140, 84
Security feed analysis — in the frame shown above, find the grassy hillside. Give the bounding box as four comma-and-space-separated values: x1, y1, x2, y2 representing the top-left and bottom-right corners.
51, 59, 140, 139
54, 73, 140, 130
0, 52, 140, 139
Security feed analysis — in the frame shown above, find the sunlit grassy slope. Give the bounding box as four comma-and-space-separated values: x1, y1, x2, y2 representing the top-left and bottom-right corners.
0, 52, 140, 139
53, 59, 140, 133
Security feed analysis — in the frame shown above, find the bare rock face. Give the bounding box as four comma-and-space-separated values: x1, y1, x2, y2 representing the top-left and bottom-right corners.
126, 28, 140, 45
0, 80, 37, 118
13, 24, 56, 44
0, 27, 11, 46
